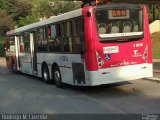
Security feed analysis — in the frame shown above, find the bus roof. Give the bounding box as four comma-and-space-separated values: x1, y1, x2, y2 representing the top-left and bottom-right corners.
6, 8, 82, 36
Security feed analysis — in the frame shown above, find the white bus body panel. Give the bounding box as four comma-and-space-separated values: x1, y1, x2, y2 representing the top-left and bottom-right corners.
35, 53, 84, 85
20, 53, 32, 74
19, 51, 153, 86
18, 51, 153, 86
86, 63, 153, 86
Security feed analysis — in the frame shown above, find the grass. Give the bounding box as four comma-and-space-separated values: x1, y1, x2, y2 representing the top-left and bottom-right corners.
151, 32, 160, 59
0, 36, 5, 57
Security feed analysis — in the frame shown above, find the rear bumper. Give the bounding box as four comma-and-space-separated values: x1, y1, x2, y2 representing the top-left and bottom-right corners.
85, 63, 153, 86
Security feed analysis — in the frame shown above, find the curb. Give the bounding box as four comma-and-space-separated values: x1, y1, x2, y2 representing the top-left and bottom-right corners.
153, 59, 160, 62
144, 77, 160, 82
153, 70, 160, 73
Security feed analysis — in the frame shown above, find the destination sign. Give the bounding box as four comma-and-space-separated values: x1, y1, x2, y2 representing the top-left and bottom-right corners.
112, 10, 127, 17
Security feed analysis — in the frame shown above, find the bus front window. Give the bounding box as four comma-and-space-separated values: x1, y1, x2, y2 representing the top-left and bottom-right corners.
8, 37, 15, 52
95, 4, 144, 41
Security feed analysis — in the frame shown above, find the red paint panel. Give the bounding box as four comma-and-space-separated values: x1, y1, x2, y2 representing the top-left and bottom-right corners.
83, 5, 152, 71
83, 7, 98, 71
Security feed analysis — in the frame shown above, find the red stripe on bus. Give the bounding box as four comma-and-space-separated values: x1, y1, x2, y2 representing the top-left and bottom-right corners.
21, 61, 31, 64
59, 65, 72, 69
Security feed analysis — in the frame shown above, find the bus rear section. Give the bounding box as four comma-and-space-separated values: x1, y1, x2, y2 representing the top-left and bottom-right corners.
83, 4, 153, 86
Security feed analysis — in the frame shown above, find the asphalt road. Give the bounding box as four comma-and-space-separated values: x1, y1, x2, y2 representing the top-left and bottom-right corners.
0, 58, 160, 114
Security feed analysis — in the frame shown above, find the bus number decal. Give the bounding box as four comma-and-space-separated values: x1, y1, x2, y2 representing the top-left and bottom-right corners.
60, 56, 68, 61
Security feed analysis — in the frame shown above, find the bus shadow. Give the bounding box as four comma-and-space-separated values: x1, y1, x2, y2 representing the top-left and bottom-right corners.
0, 65, 11, 75
18, 72, 46, 83
64, 81, 140, 98
17, 73, 139, 98
7, 70, 141, 98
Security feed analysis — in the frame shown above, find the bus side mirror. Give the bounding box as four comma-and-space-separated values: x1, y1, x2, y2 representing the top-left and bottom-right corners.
3, 43, 7, 51
87, 12, 91, 17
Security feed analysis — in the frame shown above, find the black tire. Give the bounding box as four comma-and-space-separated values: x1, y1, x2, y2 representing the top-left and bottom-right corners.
42, 65, 50, 84
53, 65, 63, 88
11, 60, 17, 74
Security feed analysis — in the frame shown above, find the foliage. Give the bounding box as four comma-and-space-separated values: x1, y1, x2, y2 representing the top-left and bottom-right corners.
0, 0, 34, 34
34, 0, 81, 18
0, 0, 81, 35
148, 4, 160, 21
0, 10, 15, 36
0, 36, 5, 57
151, 32, 160, 59
18, 15, 39, 27
0, 0, 32, 21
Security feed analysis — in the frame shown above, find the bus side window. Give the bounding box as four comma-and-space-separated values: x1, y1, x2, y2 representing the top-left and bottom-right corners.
20, 36, 24, 53
22, 32, 30, 53
8, 36, 15, 52
73, 18, 85, 53
48, 24, 61, 52
37, 27, 48, 52
63, 21, 72, 53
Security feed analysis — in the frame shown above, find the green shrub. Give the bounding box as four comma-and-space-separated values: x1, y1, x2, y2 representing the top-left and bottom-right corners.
151, 32, 160, 59
0, 37, 5, 57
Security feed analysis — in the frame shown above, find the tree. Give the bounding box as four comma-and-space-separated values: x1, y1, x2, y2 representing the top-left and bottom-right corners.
0, 0, 81, 35
34, 0, 81, 18
18, 14, 38, 27
0, 10, 15, 36
0, 0, 34, 27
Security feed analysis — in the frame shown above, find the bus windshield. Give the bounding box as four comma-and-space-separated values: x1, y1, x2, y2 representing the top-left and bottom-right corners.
95, 4, 143, 41
6, 37, 15, 52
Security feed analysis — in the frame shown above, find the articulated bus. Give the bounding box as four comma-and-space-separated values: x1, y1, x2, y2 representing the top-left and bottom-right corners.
5, 3, 153, 87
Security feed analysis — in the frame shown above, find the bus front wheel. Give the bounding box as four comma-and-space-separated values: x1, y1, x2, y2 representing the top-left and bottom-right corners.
53, 65, 63, 88
11, 60, 17, 74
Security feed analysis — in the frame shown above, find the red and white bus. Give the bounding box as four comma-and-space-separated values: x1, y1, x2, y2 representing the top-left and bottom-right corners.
5, 3, 153, 87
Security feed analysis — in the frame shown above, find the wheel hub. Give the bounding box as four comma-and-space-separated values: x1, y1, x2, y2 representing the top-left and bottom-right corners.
44, 71, 48, 80
54, 71, 60, 81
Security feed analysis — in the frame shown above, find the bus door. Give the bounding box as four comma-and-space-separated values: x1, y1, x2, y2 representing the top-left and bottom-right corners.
30, 32, 37, 74
15, 36, 21, 70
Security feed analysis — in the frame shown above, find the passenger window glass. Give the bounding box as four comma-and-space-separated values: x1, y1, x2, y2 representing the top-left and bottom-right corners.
23, 32, 30, 53
37, 27, 48, 52
95, 6, 143, 41
48, 24, 61, 52
8, 36, 15, 52
63, 21, 73, 53
51, 25, 56, 38
73, 18, 85, 53
20, 36, 24, 53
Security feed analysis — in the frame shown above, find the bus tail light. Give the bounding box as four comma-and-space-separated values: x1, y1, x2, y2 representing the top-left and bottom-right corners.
142, 45, 148, 62
96, 51, 104, 69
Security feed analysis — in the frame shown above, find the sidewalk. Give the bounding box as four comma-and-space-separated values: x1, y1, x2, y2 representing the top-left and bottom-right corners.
0, 57, 9, 75
146, 60, 160, 81
153, 60, 160, 73
0, 57, 6, 68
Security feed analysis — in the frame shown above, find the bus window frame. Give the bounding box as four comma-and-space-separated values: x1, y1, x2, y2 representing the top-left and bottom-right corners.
62, 20, 73, 53
72, 17, 85, 54
6, 36, 15, 52
22, 32, 31, 53
48, 23, 62, 53
37, 26, 48, 53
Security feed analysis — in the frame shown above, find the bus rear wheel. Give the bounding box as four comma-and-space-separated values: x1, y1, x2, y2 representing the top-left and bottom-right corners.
42, 65, 50, 84
53, 65, 63, 88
